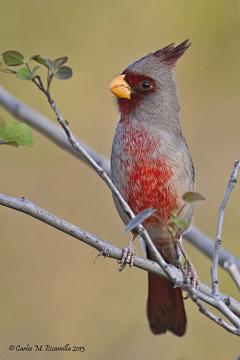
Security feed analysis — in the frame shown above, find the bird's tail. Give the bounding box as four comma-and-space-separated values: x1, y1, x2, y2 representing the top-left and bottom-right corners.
146, 250, 186, 336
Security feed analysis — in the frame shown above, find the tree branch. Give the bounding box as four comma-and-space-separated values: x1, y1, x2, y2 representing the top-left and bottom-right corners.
211, 158, 240, 297
1, 193, 240, 328
1, 85, 239, 272
189, 289, 240, 335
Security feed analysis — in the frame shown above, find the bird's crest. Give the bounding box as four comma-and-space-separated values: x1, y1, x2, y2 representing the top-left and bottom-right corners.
153, 40, 191, 68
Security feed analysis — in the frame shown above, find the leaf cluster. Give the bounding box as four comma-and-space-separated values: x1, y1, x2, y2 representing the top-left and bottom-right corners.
1, 51, 72, 88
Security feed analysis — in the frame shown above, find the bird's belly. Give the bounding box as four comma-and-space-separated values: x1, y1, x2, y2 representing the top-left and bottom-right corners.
120, 157, 177, 225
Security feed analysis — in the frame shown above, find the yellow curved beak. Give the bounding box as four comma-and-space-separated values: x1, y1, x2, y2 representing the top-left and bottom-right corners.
109, 75, 131, 100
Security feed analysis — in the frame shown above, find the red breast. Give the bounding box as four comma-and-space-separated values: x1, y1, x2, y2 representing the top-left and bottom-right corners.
114, 117, 178, 229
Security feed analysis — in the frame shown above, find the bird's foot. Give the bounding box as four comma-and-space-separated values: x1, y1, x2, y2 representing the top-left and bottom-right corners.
118, 236, 136, 271
186, 260, 200, 289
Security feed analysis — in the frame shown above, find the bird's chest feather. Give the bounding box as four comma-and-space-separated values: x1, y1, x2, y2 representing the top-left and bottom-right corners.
112, 118, 178, 223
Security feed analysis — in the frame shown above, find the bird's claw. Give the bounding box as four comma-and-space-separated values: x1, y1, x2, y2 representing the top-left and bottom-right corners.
118, 241, 135, 271
186, 261, 200, 289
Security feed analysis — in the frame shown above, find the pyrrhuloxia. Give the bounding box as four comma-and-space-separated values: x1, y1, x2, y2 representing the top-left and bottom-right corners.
109, 40, 195, 336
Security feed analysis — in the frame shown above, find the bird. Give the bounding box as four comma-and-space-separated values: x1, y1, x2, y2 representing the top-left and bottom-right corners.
109, 40, 195, 336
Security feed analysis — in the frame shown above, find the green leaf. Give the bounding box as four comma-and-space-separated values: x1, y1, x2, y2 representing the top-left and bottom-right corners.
45, 58, 55, 73
54, 66, 72, 80
53, 57, 68, 69
176, 220, 188, 228
2, 51, 25, 66
32, 56, 48, 68
0, 122, 33, 147
31, 65, 41, 77
16, 68, 32, 80
182, 191, 205, 204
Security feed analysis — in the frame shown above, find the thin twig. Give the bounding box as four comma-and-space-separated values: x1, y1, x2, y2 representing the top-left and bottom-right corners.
211, 159, 240, 297
189, 289, 240, 335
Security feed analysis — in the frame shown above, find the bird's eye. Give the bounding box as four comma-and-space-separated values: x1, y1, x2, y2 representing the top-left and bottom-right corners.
140, 81, 151, 90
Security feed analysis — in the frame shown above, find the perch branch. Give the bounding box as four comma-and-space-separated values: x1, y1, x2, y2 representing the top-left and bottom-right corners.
1, 192, 240, 332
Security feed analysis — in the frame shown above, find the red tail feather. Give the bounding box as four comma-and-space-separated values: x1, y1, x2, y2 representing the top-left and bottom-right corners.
147, 271, 186, 336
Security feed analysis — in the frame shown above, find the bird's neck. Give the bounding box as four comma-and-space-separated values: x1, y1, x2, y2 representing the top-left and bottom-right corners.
119, 95, 183, 137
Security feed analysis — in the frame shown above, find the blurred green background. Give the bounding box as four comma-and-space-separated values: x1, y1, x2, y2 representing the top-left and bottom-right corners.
1, 1, 240, 359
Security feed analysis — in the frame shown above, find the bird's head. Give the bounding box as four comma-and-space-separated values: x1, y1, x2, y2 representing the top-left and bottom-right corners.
109, 40, 191, 117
